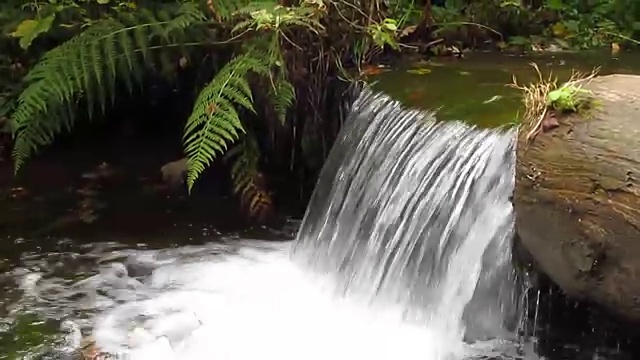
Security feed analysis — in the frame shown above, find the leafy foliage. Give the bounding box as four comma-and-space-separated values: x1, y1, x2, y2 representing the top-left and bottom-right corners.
7, 0, 309, 219
232, 3, 324, 34
182, 7, 310, 190
11, 15, 56, 50
182, 53, 268, 190
11, 3, 206, 171
207, 0, 254, 22
226, 135, 274, 221
5, 0, 637, 222
267, 73, 296, 124
546, 83, 592, 112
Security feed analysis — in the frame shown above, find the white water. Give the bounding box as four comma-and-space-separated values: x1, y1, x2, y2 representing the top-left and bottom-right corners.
87, 241, 473, 359
292, 89, 521, 344
14, 88, 534, 359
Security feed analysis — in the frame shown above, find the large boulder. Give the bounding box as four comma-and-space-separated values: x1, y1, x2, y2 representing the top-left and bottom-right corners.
515, 74, 640, 321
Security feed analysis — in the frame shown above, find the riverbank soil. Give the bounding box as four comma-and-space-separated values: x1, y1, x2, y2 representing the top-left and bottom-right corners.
515, 74, 640, 321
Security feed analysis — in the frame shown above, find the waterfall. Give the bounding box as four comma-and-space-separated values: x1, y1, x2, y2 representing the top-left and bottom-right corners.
23, 87, 530, 360
292, 87, 521, 342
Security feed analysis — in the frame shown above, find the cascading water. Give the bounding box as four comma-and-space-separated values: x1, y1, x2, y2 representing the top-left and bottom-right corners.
292, 88, 522, 343
8, 87, 534, 360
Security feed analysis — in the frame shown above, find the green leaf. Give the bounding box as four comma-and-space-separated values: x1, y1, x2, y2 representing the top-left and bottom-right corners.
545, 0, 565, 11
10, 4, 207, 172
564, 20, 580, 33
382, 19, 398, 31
508, 36, 528, 45
11, 15, 56, 50
547, 89, 562, 102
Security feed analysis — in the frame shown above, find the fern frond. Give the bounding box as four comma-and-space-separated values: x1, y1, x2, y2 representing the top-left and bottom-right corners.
161, 3, 207, 40
209, 0, 264, 22
267, 74, 295, 124
10, 4, 207, 171
183, 53, 273, 190
226, 135, 274, 222
261, 34, 295, 124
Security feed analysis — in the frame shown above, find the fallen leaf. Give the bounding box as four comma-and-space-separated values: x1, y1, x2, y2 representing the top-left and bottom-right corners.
483, 95, 503, 104
408, 89, 426, 101
399, 25, 418, 38
76, 188, 97, 196
81, 336, 111, 359
179, 56, 189, 68
555, 38, 570, 50
10, 187, 29, 199
360, 65, 385, 76
611, 42, 620, 56
551, 22, 568, 38
406, 68, 431, 75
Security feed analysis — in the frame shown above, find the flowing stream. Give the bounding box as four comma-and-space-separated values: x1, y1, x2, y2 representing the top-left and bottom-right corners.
3, 52, 640, 359
292, 88, 521, 344
4, 87, 538, 359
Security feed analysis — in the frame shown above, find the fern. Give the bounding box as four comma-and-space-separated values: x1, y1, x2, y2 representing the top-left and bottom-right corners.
208, 0, 263, 22
10, 3, 206, 171
267, 73, 295, 124
263, 35, 295, 124
226, 135, 273, 221
182, 52, 272, 190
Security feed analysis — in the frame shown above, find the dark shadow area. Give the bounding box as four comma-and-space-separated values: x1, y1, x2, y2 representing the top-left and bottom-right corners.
515, 235, 640, 360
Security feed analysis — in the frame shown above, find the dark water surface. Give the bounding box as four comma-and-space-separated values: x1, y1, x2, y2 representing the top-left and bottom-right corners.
1, 51, 640, 359
371, 50, 640, 127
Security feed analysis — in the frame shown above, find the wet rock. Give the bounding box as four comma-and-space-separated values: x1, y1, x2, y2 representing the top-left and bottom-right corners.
515, 74, 640, 322
160, 157, 188, 188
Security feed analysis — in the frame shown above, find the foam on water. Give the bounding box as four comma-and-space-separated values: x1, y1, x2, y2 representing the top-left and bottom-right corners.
16, 87, 532, 359
89, 241, 469, 359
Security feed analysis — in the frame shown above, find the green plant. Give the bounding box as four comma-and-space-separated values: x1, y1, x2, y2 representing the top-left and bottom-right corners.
511, 63, 597, 144
367, 18, 400, 49
546, 84, 591, 112
16, 0, 635, 221
182, 52, 268, 189
10, 3, 207, 171
544, 0, 639, 48
6, 0, 340, 220
226, 134, 273, 220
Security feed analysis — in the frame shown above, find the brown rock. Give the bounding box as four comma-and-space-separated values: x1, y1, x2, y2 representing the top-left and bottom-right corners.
160, 157, 188, 188
515, 74, 640, 321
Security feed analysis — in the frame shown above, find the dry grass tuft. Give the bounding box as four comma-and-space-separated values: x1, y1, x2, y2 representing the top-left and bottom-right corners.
510, 63, 599, 144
